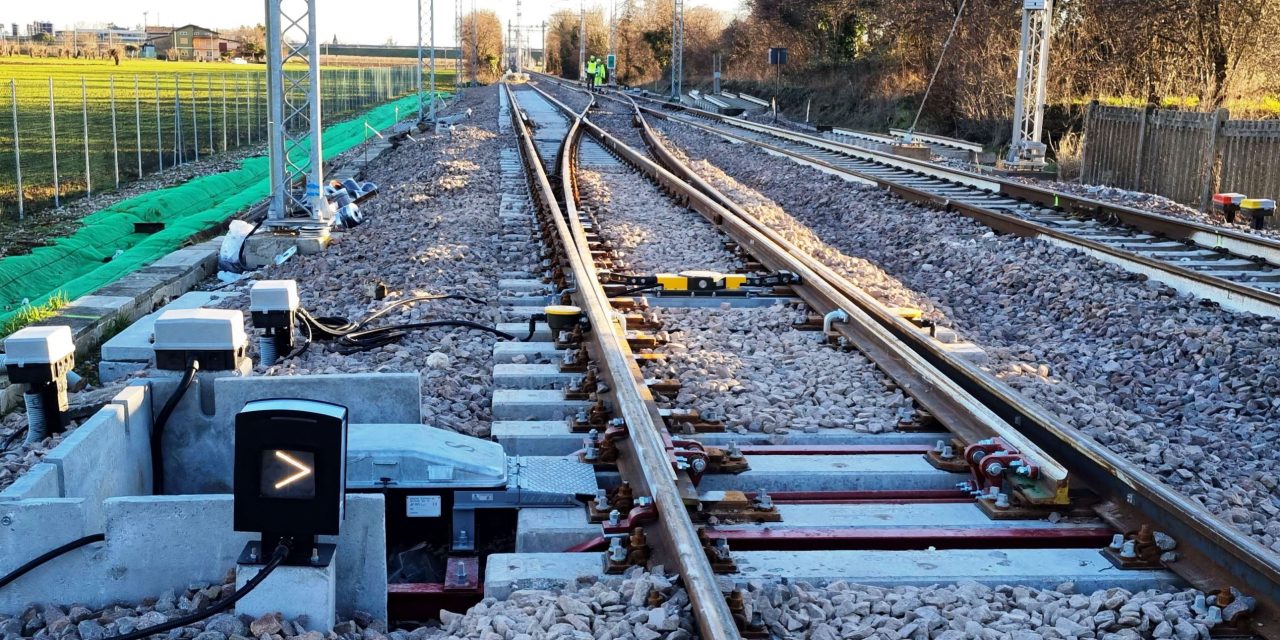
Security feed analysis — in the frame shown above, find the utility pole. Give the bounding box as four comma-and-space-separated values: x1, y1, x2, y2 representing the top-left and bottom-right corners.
417, 0, 424, 120
143, 12, 148, 30
1006, 0, 1053, 170
578, 4, 585, 82
670, 0, 684, 100
507, 21, 512, 72
470, 0, 478, 84
540, 22, 546, 71
455, 0, 463, 80
429, 0, 436, 120
515, 0, 523, 74
265, 0, 331, 225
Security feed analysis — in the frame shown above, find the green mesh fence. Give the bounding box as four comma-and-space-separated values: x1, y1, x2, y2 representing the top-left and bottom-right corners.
0, 92, 437, 334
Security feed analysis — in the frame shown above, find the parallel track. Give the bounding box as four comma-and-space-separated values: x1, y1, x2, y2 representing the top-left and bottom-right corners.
622, 91, 1280, 319
512, 78, 1280, 639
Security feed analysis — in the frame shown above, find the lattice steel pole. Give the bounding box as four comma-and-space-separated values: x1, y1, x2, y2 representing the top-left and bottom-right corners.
417, 0, 425, 120
578, 5, 585, 82
266, 0, 331, 223
1006, 0, 1052, 168
671, 0, 684, 100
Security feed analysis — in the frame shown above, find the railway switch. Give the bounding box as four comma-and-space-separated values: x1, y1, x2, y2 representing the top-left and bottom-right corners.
1212, 193, 1247, 223
4, 325, 75, 443
250, 280, 301, 366
153, 308, 249, 372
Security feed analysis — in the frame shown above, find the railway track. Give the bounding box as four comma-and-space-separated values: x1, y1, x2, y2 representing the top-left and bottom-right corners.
608, 87, 1280, 320
507, 78, 1280, 638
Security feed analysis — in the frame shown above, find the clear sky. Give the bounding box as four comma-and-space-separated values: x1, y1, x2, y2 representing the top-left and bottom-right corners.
6, 0, 745, 47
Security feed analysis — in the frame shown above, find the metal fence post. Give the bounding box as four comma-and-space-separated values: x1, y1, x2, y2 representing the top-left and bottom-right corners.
81, 76, 91, 198
49, 76, 59, 209
174, 76, 182, 165
192, 74, 199, 162
221, 73, 228, 152
134, 75, 142, 178
1199, 108, 1229, 211
1133, 105, 1152, 191
234, 74, 241, 147
10, 78, 23, 220
110, 75, 120, 189
207, 75, 214, 155
155, 74, 163, 172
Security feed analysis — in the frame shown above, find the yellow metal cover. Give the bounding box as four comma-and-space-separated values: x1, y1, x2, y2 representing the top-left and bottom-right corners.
1241, 198, 1276, 210
656, 274, 689, 291
722, 274, 748, 289
889, 307, 924, 321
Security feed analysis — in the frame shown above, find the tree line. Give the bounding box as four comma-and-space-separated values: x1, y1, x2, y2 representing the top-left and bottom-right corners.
535, 0, 1279, 147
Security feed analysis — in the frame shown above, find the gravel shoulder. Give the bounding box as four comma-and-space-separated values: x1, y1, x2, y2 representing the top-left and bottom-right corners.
649, 118, 1280, 550
207, 85, 521, 439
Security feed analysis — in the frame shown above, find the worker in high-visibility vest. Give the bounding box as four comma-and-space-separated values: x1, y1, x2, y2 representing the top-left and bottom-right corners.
595, 59, 606, 89
585, 56, 597, 89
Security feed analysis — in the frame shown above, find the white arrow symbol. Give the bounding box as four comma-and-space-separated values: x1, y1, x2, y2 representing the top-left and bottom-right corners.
274, 451, 312, 490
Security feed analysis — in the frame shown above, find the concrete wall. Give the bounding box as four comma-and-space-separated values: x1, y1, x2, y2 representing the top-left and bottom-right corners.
0, 494, 387, 621
161, 372, 423, 494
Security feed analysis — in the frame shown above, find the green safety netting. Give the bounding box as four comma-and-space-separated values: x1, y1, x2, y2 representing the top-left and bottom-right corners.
0, 92, 444, 332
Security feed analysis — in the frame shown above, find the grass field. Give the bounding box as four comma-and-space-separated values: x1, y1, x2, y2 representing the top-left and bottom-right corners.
0, 57, 453, 217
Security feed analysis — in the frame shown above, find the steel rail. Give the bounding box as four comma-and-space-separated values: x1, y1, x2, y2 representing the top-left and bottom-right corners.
526, 81, 1071, 497
562, 82, 1280, 637
503, 83, 741, 640
624, 96, 1280, 319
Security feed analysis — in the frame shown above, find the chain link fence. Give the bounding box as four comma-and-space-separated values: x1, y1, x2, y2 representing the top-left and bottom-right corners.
1, 65, 419, 219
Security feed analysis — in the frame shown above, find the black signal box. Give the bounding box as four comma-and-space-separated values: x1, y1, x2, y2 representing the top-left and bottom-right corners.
233, 399, 348, 542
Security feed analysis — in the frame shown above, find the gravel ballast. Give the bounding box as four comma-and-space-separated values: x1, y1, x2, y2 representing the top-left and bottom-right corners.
641, 304, 911, 434
644, 118, 1280, 548
0, 569, 1225, 640
215, 86, 521, 438
576, 165, 741, 276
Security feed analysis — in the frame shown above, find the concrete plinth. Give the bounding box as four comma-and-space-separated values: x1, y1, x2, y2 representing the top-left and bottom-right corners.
99, 291, 238, 381
497, 322, 552, 342
493, 364, 583, 389
484, 549, 1179, 600
491, 389, 591, 421
516, 507, 598, 552
493, 342, 565, 364
243, 231, 332, 269
236, 557, 337, 631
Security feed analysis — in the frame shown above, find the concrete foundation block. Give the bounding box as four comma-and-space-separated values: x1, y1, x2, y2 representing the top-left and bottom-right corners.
99, 360, 149, 383
236, 561, 337, 631
493, 421, 580, 456
0, 463, 62, 500
215, 373, 421, 425
100, 291, 238, 371
942, 341, 988, 364
493, 364, 582, 389
497, 322, 551, 342
112, 384, 155, 496
517, 507, 598, 553
40, 403, 135, 529
491, 389, 591, 421
493, 342, 564, 364
243, 232, 332, 269
0, 498, 92, 607
498, 279, 549, 294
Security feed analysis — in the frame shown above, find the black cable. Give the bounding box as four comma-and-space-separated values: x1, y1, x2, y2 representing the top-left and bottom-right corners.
100, 540, 292, 640
521, 314, 545, 342
0, 534, 106, 590
150, 360, 200, 495
330, 320, 516, 353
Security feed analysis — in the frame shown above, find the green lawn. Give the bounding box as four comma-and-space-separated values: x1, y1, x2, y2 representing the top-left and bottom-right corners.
0, 57, 450, 216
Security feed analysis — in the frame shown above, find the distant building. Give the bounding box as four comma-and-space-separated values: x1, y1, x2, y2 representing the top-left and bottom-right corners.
11, 24, 18, 38
147, 24, 237, 60
28, 21, 53, 37
55, 25, 147, 49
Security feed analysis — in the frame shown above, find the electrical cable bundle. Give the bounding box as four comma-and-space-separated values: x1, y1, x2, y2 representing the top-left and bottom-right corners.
290, 294, 517, 357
